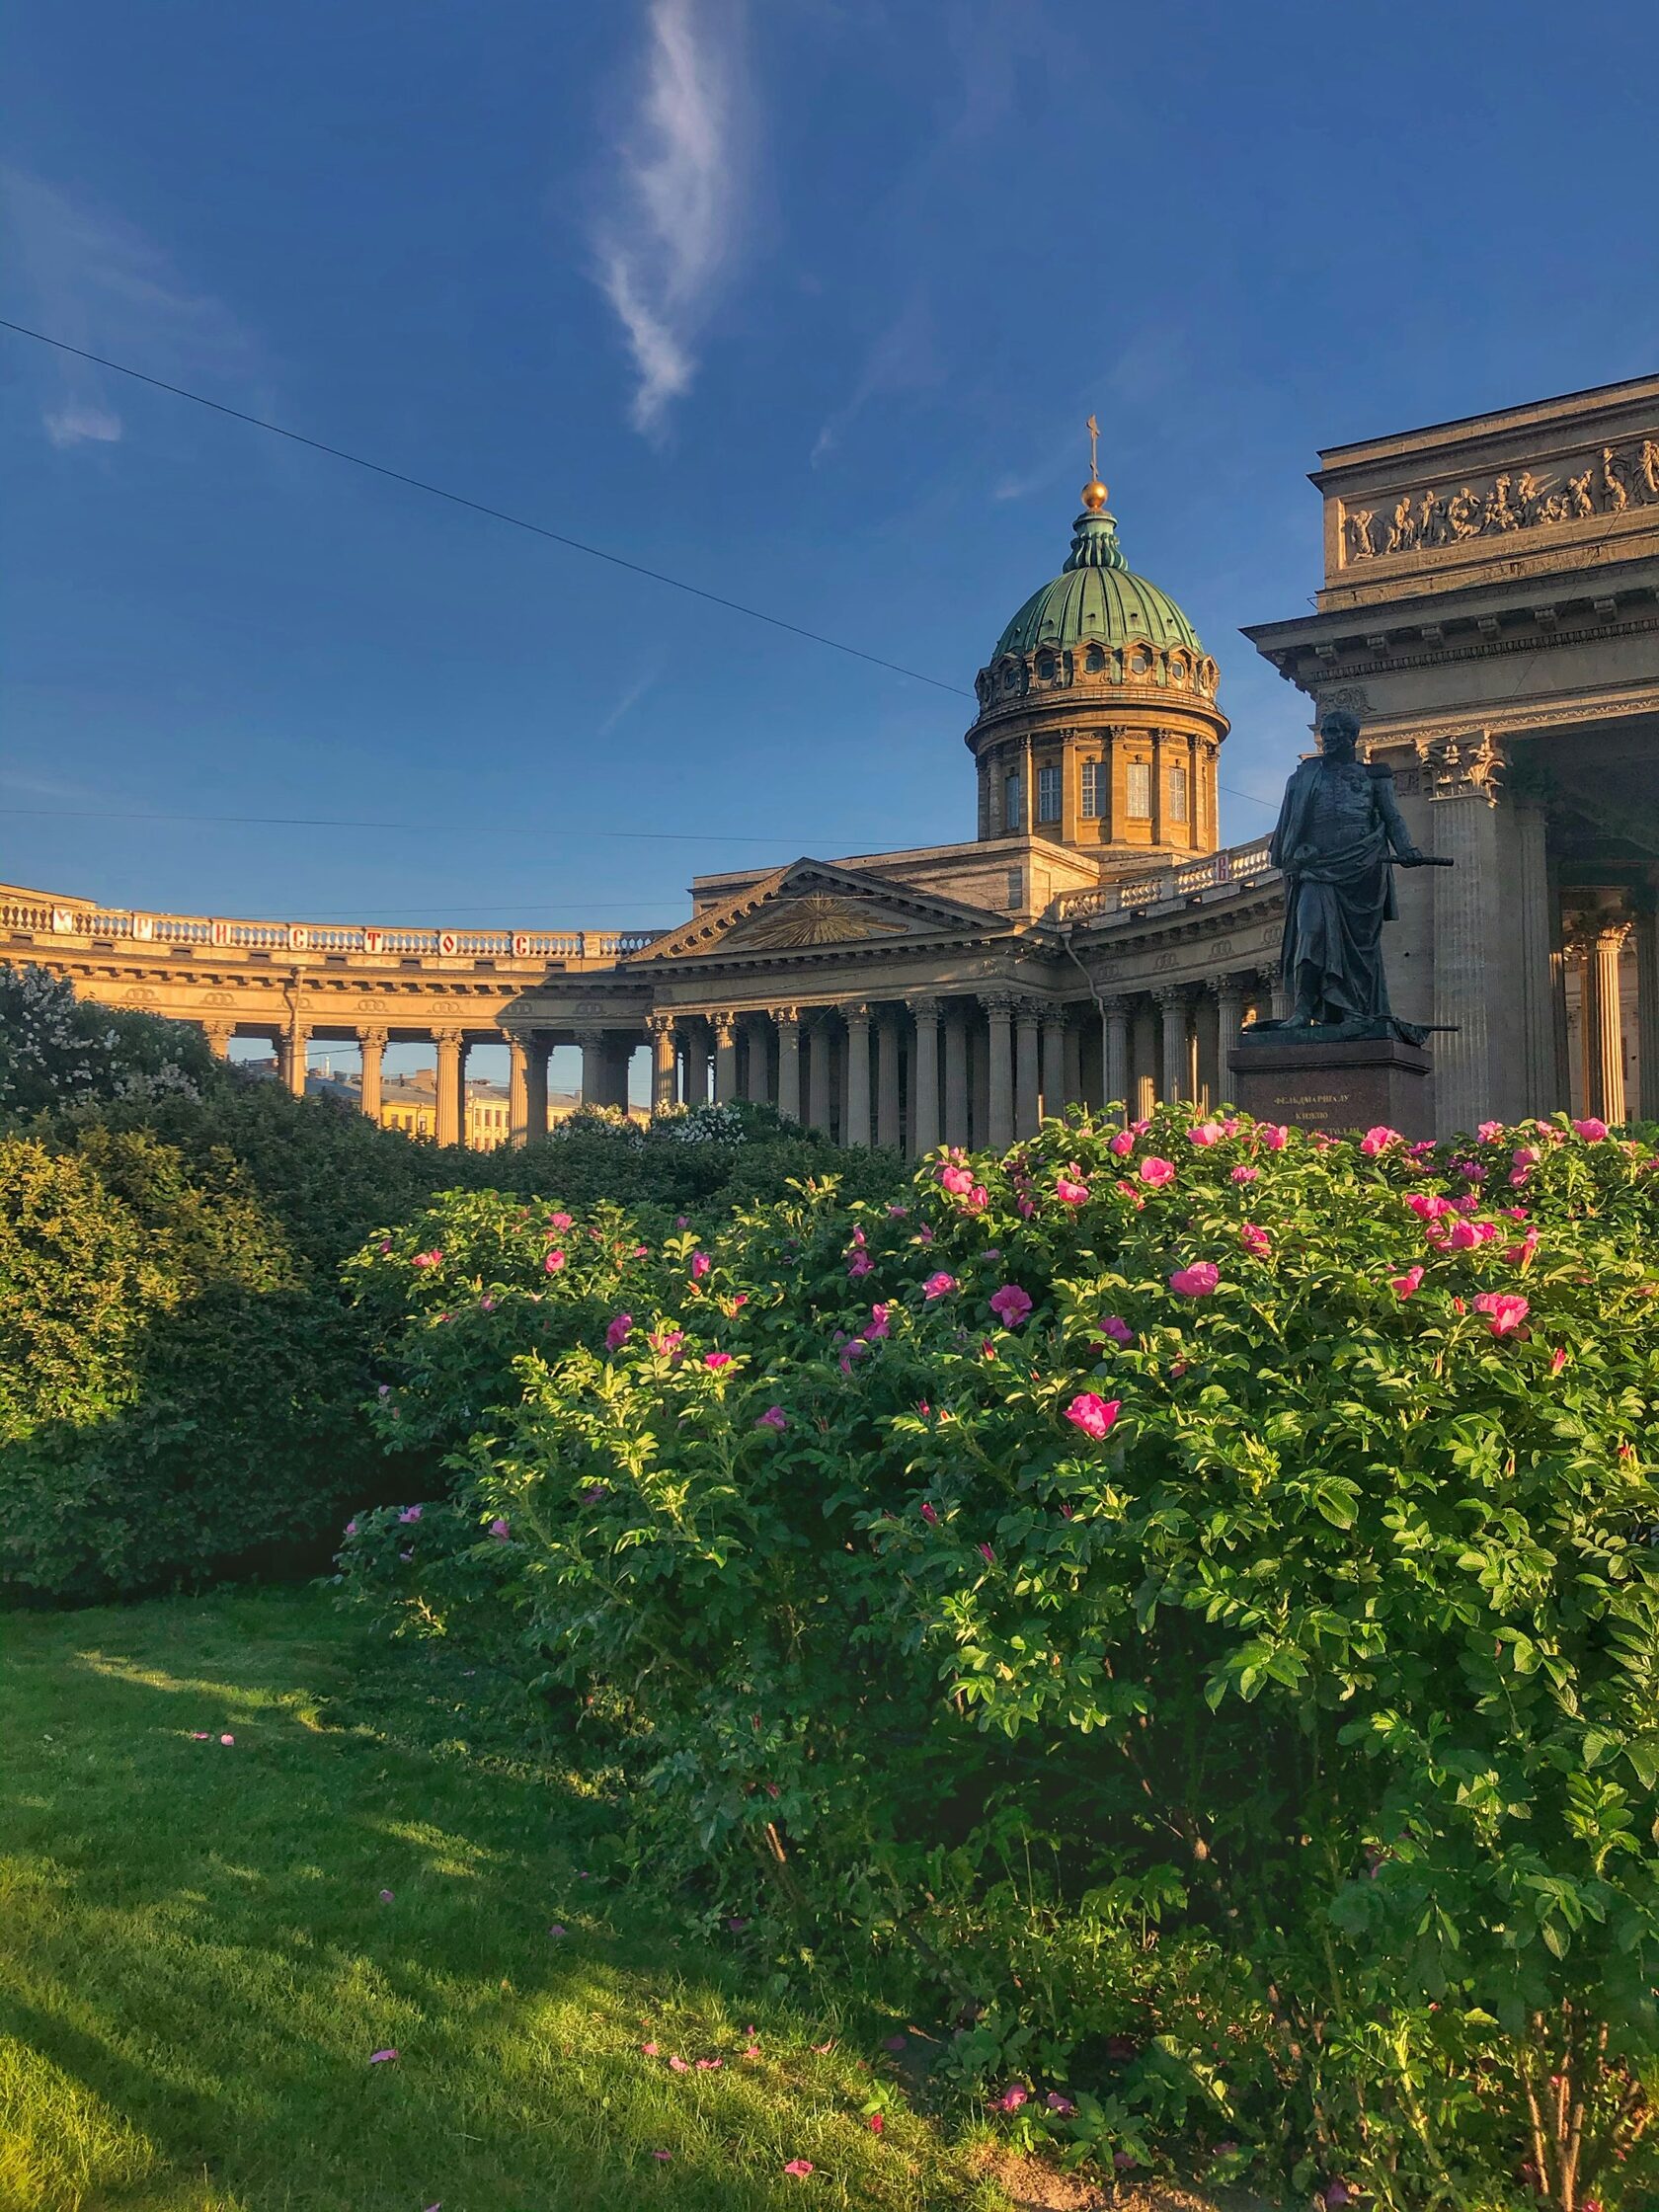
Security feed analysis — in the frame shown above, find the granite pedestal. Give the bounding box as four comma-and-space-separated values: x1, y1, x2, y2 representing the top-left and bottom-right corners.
1228, 1032, 1432, 1139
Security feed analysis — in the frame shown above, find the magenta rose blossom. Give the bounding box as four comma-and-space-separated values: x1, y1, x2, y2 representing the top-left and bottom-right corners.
1169, 1262, 1220, 1297
922, 1271, 957, 1300
1139, 1155, 1176, 1186
1055, 1169, 1090, 1203
1360, 1125, 1401, 1156
1187, 1121, 1225, 1146
1571, 1117, 1609, 1141
544, 1249, 566, 1274
1097, 1315, 1134, 1345
489, 1517, 511, 1540
938, 1162, 975, 1194
703, 1351, 734, 1371
1065, 1391, 1121, 1439
988, 1283, 1033, 1328
1390, 1266, 1425, 1299
1473, 1291, 1530, 1336
690, 1251, 711, 1279
604, 1312, 632, 1352
1239, 1223, 1270, 1257
756, 1406, 787, 1431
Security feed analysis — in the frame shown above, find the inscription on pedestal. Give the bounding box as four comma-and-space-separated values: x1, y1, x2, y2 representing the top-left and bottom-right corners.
1229, 1035, 1433, 1139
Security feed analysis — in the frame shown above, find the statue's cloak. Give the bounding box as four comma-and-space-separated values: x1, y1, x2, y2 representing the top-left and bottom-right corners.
1269, 758, 1409, 1028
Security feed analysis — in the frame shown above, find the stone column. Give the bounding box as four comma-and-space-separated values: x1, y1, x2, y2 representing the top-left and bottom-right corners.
1209, 976, 1242, 1106
1634, 892, 1659, 1127
909, 996, 941, 1156
1427, 739, 1508, 1135
282, 1010, 309, 1096
842, 1003, 872, 1146
876, 1012, 902, 1149
751, 1012, 778, 1106
199, 1020, 233, 1059
775, 1006, 802, 1123
356, 1026, 386, 1124
985, 993, 1015, 1151
576, 1027, 607, 1110
943, 1003, 971, 1148
712, 1012, 739, 1104
435, 1028, 464, 1147
1014, 1000, 1042, 1139
507, 1034, 529, 1145
807, 1013, 833, 1133
1150, 729, 1165, 847
1257, 960, 1291, 1024
1041, 1011, 1066, 1119
1156, 986, 1189, 1105
1514, 797, 1559, 1117
524, 1035, 550, 1141
648, 1013, 677, 1115
1584, 918, 1630, 1127
1102, 995, 1130, 1110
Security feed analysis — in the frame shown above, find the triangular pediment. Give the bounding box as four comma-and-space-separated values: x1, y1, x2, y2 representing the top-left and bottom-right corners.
623, 859, 1012, 966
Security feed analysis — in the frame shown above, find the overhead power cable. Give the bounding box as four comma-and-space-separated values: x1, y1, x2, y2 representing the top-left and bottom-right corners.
0, 317, 1281, 818
0, 317, 969, 697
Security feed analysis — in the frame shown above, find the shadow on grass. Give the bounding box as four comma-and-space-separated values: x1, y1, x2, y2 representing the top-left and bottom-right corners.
0, 1589, 991, 2212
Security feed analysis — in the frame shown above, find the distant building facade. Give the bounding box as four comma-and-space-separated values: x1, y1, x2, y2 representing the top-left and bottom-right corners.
9, 378, 1657, 1140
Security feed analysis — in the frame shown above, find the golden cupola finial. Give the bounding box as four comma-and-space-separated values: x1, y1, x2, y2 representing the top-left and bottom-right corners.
1080, 412, 1108, 511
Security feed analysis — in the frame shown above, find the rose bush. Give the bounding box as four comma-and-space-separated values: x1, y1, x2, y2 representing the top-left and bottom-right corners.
341, 1108, 1659, 2209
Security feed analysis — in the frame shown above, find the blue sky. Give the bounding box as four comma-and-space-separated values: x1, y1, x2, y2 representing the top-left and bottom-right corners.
5, 0, 1657, 968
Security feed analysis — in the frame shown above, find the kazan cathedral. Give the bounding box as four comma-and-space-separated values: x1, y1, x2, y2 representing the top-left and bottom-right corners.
9, 376, 1659, 1141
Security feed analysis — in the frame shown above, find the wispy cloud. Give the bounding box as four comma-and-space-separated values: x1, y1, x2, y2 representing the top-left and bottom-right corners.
591, 0, 750, 436
2, 167, 263, 453
594, 665, 660, 738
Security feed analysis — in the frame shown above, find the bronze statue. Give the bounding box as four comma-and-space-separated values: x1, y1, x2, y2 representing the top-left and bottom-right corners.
1254, 710, 1448, 1045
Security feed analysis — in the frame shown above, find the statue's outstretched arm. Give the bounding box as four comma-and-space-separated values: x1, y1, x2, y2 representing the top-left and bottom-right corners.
1373, 767, 1429, 862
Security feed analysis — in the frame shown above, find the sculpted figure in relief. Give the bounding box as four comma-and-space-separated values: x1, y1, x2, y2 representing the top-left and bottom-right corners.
1566, 468, 1595, 518
1642, 439, 1659, 499
1383, 495, 1418, 554
1600, 445, 1628, 515
1346, 509, 1378, 560
1447, 486, 1482, 538
1417, 487, 1448, 546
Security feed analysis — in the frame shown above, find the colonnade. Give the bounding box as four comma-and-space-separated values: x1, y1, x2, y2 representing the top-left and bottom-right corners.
1562, 895, 1659, 1126
193, 972, 1284, 1154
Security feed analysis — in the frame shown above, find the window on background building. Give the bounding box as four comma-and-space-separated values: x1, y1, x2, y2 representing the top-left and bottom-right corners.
1006, 867, 1024, 908
1084, 644, 1106, 673
1037, 763, 1062, 822
1126, 760, 1151, 819
1005, 772, 1023, 829
1168, 762, 1190, 823
1081, 760, 1106, 819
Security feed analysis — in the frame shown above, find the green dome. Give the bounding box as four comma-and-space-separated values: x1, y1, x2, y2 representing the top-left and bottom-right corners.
990, 510, 1203, 662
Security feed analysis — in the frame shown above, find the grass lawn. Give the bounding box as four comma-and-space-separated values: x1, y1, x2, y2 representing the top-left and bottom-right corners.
0, 1589, 1247, 2212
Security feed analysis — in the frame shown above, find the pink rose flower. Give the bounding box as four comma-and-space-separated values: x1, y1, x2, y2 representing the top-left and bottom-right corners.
1097, 1315, 1134, 1345
1169, 1262, 1220, 1298
397, 1504, 423, 1524
549, 1212, 573, 1230
1360, 1125, 1400, 1156
411, 1249, 442, 1269
1139, 1155, 1175, 1186
690, 1251, 711, 1279
1230, 1163, 1260, 1182
1473, 1291, 1530, 1336
1390, 1266, 1425, 1299
1046, 2091, 1077, 2115
978, 1541, 995, 1564
649, 1326, 684, 1357
1188, 1121, 1225, 1146
988, 1283, 1033, 1328
1239, 1223, 1271, 1257
704, 1351, 734, 1371
847, 1250, 875, 1279
489, 1517, 511, 1540
1258, 1123, 1288, 1149
922, 1271, 957, 1300
1055, 1173, 1089, 1204
994, 2083, 1029, 2112
863, 1304, 892, 1340
544, 1249, 566, 1274
1109, 1129, 1135, 1156
1065, 1391, 1122, 1439
919, 1500, 939, 1525
756, 1405, 788, 1431
604, 1312, 633, 1352
1549, 1346, 1567, 1375
1571, 1117, 1610, 1141
939, 1163, 975, 1194
1477, 1119, 1504, 1143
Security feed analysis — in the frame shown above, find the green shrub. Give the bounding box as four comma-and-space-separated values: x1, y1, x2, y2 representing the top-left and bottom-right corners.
339, 1108, 1659, 2208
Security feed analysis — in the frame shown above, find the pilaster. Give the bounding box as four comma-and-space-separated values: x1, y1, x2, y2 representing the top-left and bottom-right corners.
842, 1003, 872, 1147
775, 1006, 802, 1123
1425, 733, 1509, 1134
908, 996, 941, 1156
1041, 1012, 1066, 1120
1014, 1000, 1042, 1139
985, 992, 1016, 1151
1101, 995, 1130, 1111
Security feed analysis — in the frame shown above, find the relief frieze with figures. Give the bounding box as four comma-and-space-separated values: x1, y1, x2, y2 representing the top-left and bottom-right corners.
1342, 434, 1659, 565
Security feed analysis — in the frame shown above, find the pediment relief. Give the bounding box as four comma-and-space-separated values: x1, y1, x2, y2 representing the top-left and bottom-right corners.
624, 860, 1010, 965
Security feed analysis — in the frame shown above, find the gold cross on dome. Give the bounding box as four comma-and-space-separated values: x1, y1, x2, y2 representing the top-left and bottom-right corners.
1085, 413, 1100, 476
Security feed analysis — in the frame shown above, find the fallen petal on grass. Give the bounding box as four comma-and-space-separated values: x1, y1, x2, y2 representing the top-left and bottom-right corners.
368, 2048, 398, 2065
